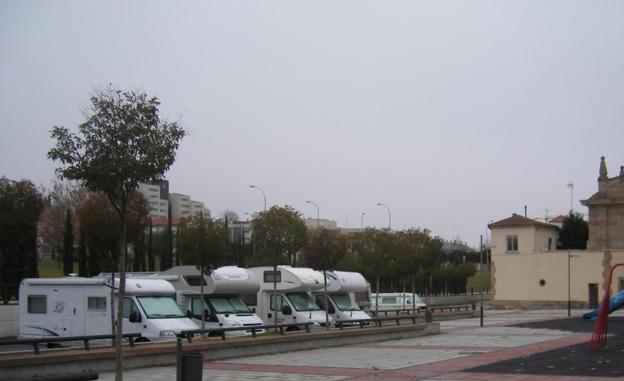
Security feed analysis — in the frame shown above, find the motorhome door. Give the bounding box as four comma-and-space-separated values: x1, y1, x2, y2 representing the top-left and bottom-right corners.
122, 298, 144, 334
269, 294, 291, 324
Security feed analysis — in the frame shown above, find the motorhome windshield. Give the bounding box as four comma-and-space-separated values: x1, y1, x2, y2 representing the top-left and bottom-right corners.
137, 296, 185, 319
330, 293, 360, 311
207, 297, 250, 314
286, 293, 321, 311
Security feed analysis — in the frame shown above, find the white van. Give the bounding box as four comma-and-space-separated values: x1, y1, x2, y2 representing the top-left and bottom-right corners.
313, 271, 371, 325
19, 276, 197, 341
156, 266, 265, 335
370, 292, 427, 313
247, 266, 331, 328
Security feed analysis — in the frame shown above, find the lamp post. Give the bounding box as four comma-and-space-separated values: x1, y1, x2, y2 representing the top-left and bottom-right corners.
567, 182, 574, 317
249, 184, 266, 212
376, 203, 391, 231
305, 200, 320, 228
361, 212, 365, 229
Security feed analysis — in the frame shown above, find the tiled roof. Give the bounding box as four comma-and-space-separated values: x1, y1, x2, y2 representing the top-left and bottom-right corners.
488, 214, 557, 229
548, 215, 566, 223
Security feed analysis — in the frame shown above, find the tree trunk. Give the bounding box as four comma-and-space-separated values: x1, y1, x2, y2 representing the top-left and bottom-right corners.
323, 269, 329, 330
114, 204, 127, 381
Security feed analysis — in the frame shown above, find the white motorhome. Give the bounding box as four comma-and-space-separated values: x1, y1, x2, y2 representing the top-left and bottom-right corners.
156, 266, 265, 335
247, 266, 331, 328
370, 292, 427, 313
313, 271, 371, 325
19, 276, 197, 341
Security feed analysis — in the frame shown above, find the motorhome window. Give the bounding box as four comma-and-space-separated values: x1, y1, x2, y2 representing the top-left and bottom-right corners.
286, 293, 321, 311
122, 298, 140, 319
330, 294, 360, 311
381, 297, 397, 304
88, 296, 107, 311
191, 297, 210, 316
183, 276, 207, 286
270, 294, 287, 311
315, 295, 335, 314
27, 295, 46, 314
264, 271, 281, 283
207, 297, 250, 313
137, 296, 185, 319
239, 293, 257, 306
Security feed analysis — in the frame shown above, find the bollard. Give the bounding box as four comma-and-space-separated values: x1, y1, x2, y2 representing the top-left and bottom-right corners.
425, 309, 432, 323
176, 338, 182, 381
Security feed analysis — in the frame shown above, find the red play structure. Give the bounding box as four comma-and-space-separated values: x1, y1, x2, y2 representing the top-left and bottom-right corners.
590, 263, 624, 350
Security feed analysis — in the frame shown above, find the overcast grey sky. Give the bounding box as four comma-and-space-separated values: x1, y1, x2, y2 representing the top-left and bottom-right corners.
1, 1, 623, 247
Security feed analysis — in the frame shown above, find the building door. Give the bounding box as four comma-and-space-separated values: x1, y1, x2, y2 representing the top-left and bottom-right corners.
588, 284, 599, 309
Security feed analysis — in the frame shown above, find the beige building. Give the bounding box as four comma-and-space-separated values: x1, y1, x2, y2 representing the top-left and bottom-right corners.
490, 157, 624, 309
169, 192, 210, 220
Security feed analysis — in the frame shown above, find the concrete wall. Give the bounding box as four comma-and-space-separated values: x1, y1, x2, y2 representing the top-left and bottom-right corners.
0, 305, 18, 338
0, 322, 439, 380
492, 250, 624, 308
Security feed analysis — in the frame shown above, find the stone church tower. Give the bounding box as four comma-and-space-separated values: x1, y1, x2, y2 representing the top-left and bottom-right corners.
581, 156, 624, 251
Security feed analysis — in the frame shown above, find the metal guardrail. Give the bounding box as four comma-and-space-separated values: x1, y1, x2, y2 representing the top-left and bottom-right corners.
0, 333, 142, 354
177, 322, 314, 342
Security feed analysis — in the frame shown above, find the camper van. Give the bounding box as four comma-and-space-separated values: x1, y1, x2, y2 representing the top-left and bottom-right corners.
247, 266, 331, 328
19, 276, 197, 341
156, 266, 265, 335
370, 292, 427, 313
313, 271, 371, 325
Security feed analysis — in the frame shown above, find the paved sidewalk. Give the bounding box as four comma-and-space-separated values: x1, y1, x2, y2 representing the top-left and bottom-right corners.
100, 310, 618, 381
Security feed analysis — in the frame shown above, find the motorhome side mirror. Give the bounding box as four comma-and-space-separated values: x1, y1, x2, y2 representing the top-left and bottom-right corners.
129, 311, 142, 323
281, 305, 292, 315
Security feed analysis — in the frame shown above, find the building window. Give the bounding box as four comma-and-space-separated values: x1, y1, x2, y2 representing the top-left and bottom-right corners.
28, 295, 47, 314
88, 296, 107, 311
506, 235, 518, 252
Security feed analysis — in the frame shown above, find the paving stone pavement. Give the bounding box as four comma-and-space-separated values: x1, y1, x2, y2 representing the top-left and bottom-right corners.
100, 309, 615, 381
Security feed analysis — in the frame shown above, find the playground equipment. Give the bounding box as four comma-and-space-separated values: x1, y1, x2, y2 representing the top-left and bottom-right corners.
582, 289, 624, 321
589, 263, 624, 350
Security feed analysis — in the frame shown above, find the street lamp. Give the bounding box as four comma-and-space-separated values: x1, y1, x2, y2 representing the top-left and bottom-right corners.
361, 212, 365, 229
249, 184, 266, 212
306, 200, 320, 228
567, 182, 574, 317
376, 203, 391, 231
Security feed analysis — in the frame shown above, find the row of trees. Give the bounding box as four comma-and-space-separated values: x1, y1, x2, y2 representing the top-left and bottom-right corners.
173, 205, 477, 295
37, 182, 176, 277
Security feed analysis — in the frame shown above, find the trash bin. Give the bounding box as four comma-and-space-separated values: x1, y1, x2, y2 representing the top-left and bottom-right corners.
181, 351, 203, 381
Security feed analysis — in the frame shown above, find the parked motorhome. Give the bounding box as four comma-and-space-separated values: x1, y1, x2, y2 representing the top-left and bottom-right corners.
156, 266, 265, 335
370, 292, 427, 313
247, 266, 331, 327
19, 276, 197, 341
313, 271, 371, 325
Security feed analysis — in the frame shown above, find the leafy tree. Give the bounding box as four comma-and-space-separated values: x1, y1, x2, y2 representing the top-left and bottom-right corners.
300, 228, 347, 269
177, 215, 229, 269
63, 208, 74, 275
38, 181, 81, 263
48, 85, 185, 381
176, 215, 228, 329
300, 227, 347, 328
250, 205, 307, 266
558, 211, 589, 250
77, 192, 119, 275
0, 177, 44, 297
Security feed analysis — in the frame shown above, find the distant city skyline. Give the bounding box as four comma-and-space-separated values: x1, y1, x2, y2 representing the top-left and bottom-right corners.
2, 0, 623, 247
